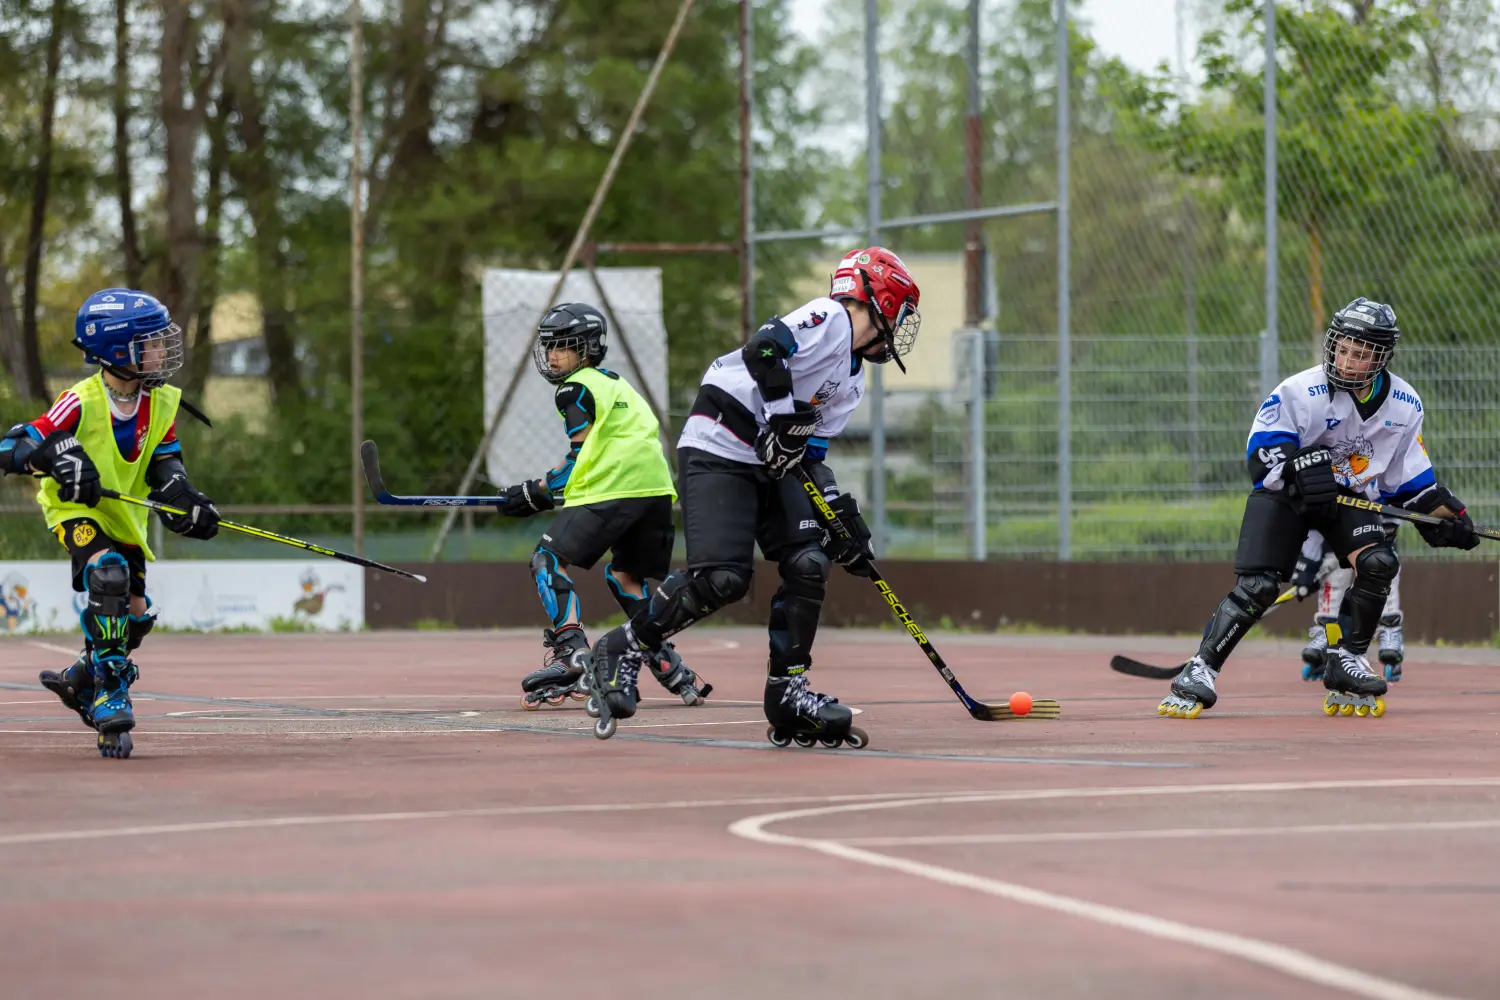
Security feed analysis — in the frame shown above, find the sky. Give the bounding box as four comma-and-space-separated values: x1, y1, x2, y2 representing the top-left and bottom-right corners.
790, 0, 1188, 77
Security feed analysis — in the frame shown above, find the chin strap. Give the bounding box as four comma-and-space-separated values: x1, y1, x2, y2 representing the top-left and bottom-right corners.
72, 339, 213, 428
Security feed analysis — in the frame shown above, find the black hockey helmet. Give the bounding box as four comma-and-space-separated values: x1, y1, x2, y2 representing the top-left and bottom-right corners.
1324, 297, 1399, 394
533, 302, 608, 383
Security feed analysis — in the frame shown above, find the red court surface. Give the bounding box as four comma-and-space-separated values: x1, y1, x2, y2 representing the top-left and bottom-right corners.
3, 628, 1499, 999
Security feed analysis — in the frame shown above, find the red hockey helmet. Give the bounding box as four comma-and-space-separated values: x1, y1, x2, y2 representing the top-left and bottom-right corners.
830, 246, 921, 370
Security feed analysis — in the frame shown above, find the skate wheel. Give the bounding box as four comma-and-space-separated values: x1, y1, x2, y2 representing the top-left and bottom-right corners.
767, 727, 792, 747
1339, 702, 1355, 717
1184, 702, 1203, 720
584, 695, 600, 719
570, 688, 589, 701
545, 691, 569, 706
97, 731, 132, 759
1301, 663, 1316, 681
1323, 699, 1339, 717
819, 737, 841, 749
844, 727, 869, 750
1371, 698, 1386, 718
793, 734, 816, 748
594, 717, 616, 740
1354, 703, 1370, 717
1156, 700, 1171, 716
520, 693, 540, 711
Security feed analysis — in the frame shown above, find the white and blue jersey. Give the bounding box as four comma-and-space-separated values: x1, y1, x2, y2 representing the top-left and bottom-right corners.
679, 297, 865, 466
1246, 365, 1435, 504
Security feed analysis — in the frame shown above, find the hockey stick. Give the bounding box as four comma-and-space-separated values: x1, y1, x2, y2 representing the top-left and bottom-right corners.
361, 440, 506, 507
794, 469, 1059, 721
1109, 588, 1298, 680
101, 489, 427, 583
1333, 493, 1500, 541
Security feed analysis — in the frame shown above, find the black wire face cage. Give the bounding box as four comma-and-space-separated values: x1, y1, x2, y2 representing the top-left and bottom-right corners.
533, 333, 590, 383
1323, 328, 1393, 394
890, 301, 921, 358
132, 322, 185, 389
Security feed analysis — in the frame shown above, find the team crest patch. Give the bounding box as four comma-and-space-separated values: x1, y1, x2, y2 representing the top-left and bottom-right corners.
811, 378, 840, 405
1331, 435, 1375, 485
72, 523, 97, 547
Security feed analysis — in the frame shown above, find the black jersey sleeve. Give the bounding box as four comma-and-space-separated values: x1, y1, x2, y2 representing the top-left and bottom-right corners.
553, 380, 596, 436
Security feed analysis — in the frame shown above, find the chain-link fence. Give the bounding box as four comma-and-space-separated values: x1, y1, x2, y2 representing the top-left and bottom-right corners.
746, 0, 1500, 561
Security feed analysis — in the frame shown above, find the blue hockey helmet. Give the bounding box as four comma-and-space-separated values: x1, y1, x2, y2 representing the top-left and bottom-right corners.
74, 289, 185, 388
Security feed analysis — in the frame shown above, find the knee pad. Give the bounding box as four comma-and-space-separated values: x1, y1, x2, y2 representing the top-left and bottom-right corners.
1229, 571, 1282, 617
778, 544, 830, 601
634, 565, 751, 646
127, 598, 158, 652
1354, 544, 1399, 587
530, 546, 579, 628
604, 562, 648, 618
81, 554, 131, 657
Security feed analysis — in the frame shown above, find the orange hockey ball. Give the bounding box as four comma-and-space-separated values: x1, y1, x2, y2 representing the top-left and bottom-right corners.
1009, 691, 1033, 717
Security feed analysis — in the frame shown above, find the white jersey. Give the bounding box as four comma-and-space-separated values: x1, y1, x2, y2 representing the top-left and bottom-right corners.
678, 297, 866, 465
1248, 365, 1435, 503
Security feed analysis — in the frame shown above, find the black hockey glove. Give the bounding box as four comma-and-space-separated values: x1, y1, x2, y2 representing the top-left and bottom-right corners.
497, 479, 555, 517
29, 431, 102, 507
1290, 552, 1321, 601
153, 474, 220, 539
1408, 487, 1480, 551
821, 493, 875, 578
755, 401, 818, 480
1287, 445, 1338, 518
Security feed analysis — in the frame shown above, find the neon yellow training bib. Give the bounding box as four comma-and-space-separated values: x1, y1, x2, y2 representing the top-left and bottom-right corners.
562, 366, 675, 506
37, 375, 180, 559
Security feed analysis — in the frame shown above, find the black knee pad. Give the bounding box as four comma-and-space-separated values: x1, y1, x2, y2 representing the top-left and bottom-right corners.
633, 565, 750, 647
82, 554, 130, 655
1229, 571, 1282, 616
530, 546, 579, 628
778, 544, 830, 601
604, 562, 649, 617
1354, 544, 1399, 586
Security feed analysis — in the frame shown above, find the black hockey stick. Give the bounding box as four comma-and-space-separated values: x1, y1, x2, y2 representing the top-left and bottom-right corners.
102, 489, 427, 583
1333, 493, 1500, 541
794, 469, 1059, 721
361, 440, 507, 507
1109, 588, 1297, 679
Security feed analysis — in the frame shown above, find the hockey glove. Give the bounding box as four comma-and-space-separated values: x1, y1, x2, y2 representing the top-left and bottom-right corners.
755, 401, 818, 480
821, 493, 875, 578
498, 479, 556, 517
29, 431, 102, 507
1287, 445, 1338, 518
153, 474, 220, 539
1290, 552, 1321, 601
1408, 487, 1480, 551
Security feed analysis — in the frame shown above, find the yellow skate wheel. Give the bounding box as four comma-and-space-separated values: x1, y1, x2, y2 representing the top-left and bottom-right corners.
1354, 703, 1370, 717
1371, 698, 1386, 718
1323, 698, 1339, 716
1184, 702, 1203, 720
1339, 702, 1355, 717
1157, 701, 1171, 716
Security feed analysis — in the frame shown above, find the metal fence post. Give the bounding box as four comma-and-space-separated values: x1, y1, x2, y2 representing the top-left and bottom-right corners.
1056, 0, 1071, 561
1261, 0, 1279, 398
865, 0, 886, 558
970, 330, 987, 560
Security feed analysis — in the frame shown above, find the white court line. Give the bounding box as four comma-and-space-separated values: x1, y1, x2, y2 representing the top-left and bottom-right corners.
0, 700, 56, 706
843, 817, 1500, 847
728, 779, 1500, 1000
0, 789, 983, 849
26, 640, 77, 656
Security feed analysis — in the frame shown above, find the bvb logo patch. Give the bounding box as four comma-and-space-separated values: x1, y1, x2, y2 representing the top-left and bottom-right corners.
72, 523, 97, 547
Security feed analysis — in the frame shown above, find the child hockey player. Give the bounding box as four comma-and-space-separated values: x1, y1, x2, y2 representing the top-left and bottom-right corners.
493, 303, 710, 710
588, 247, 921, 745
0, 289, 220, 758
1293, 526, 1405, 682
1158, 297, 1477, 720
